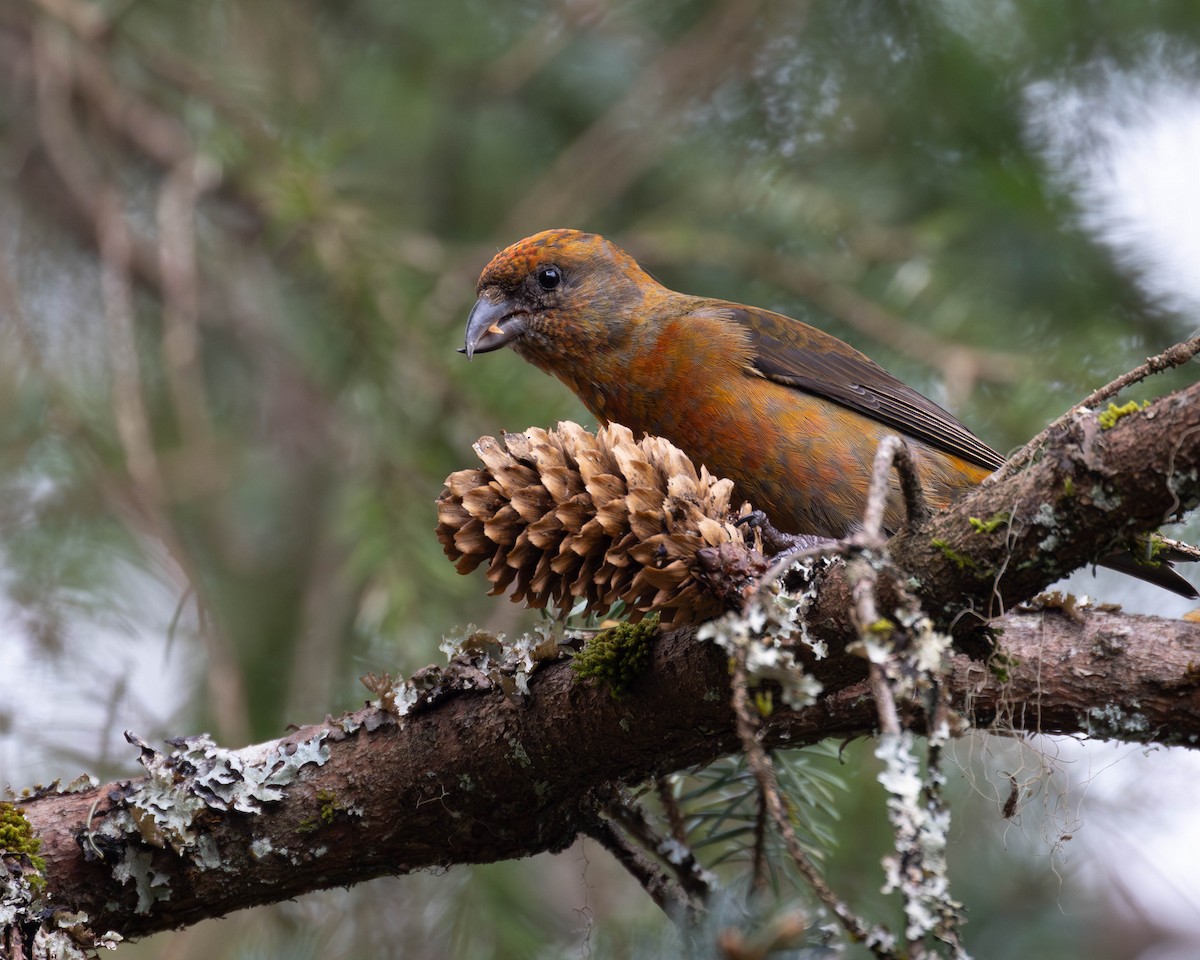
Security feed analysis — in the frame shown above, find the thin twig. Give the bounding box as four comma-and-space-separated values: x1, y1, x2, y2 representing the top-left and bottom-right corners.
860, 435, 931, 539
656, 776, 689, 849
604, 792, 713, 905
849, 587, 903, 738
892, 440, 931, 530
923, 684, 951, 807
71, 41, 194, 166
730, 647, 899, 958
583, 815, 696, 922
851, 436, 917, 739
989, 333, 1200, 484
751, 786, 769, 894
30, 0, 107, 41
97, 185, 167, 510
30, 25, 165, 289
849, 437, 971, 960
157, 157, 220, 466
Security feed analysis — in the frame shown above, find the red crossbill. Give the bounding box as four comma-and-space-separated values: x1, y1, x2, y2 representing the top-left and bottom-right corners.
462, 228, 1197, 598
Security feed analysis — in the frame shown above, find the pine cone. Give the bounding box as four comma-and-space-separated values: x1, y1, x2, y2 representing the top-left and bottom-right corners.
436, 422, 766, 624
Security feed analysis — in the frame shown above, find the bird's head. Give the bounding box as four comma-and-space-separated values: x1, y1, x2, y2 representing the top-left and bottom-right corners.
462, 229, 659, 371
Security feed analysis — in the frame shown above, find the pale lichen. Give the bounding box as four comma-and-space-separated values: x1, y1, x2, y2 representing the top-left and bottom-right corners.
1085, 703, 1150, 739
89, 731, 331, 914
507, 738, 532, 768
249, 837, 274, 859
876, 733, 966, 955
111, 846, 172, 914
898, 610, 955, 679
25, 915, 124, 957
697, 555, 831, 710
379, 622, 566, 719
1089, 484, 1121, 510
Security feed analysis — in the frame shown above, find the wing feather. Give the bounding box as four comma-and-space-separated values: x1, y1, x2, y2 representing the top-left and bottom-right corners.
699, 304, 1004, 471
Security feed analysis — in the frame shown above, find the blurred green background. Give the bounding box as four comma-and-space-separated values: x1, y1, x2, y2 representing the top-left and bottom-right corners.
1, 0, 1199, 957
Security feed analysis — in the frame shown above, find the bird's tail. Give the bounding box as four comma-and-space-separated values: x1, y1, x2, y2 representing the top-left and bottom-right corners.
1100, 535, 1199, 599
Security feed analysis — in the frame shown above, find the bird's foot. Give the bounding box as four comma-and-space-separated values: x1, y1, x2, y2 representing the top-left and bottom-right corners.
735, 510, 834, 560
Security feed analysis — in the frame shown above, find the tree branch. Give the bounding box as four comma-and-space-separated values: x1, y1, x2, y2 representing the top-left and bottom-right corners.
990, 333, 1200, 482
14, 604, 1200, 946
889, 378, 1200, 623
8, 382, 1200, 949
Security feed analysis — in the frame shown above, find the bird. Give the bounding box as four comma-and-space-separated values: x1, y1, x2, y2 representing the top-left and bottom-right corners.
461, 228, 1197, 599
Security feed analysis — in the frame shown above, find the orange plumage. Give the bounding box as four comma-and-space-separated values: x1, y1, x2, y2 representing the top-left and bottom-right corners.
462, 228, 1196, 596
464, 228, 995, 538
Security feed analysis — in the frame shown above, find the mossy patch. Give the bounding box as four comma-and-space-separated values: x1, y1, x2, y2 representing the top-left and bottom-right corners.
1130, 532, 1169, 568
969, 512, 1011, 535
317, 789, 341, 825
988, 649, 1017, 683
0, 801, 46, 888
1097, 399, 1148, 430
867, 617, 895, 639
297, 790, 345, 834
931, 538, 978, 571
572, 614, 659, 699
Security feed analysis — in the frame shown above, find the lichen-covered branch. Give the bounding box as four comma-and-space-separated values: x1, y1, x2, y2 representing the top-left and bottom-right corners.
730, 645, 900, 958
990, 333, 1200, 482
887, 378, 1200, 625
7, 605, 1199, 950
6, 384, 1199, 952
582, 815, 697, 920
845, 436, 967, 959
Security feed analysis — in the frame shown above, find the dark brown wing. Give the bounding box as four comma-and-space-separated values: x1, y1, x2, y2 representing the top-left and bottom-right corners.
714, 304, 1005, 471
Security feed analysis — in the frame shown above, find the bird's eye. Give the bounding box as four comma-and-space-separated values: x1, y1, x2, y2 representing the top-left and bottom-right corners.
536, 265, 561, 291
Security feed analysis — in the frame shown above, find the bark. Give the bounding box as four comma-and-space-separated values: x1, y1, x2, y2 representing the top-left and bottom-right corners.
15, 608, 1200, 945
894, 380, 1200, 622
7, 381, 1200, 947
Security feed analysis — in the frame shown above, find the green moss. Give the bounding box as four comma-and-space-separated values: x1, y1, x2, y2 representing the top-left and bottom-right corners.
317, 789, 339, 825
867, 617, 895, 641
1130, 532, 1169, 568
0, 801, 46, 888
968, 512, 1011, 535
988, 650, 1017, 683
1062, 476, 1075, 496
754, 690, 775, 717
1097, 399, 1148, 430
931, 538, 978, 571
571, 614, 659, 699
297, 789, 345, 834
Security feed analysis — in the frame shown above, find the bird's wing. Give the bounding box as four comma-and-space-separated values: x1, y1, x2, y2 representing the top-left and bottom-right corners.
707, 303, 1005, 471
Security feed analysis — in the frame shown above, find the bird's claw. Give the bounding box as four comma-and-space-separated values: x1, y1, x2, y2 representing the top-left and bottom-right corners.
735, 510, 832, 559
